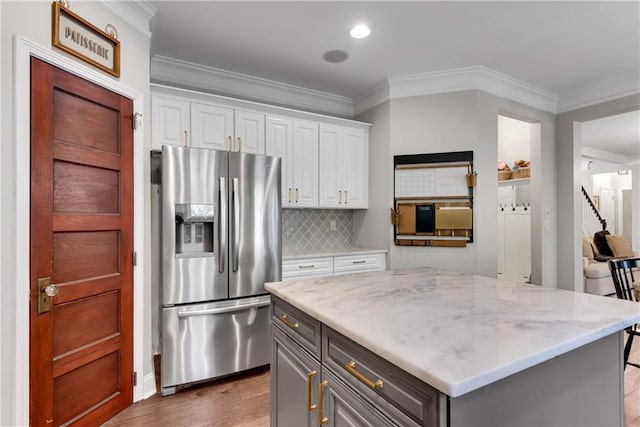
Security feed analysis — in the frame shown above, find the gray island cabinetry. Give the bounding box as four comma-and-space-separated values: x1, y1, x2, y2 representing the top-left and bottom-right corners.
267, 267, 640, 427
271, 297, 438, 426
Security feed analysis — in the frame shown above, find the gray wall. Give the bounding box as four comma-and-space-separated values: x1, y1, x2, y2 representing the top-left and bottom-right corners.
1, 2, 152, 424
354, 101, 392, 262
356, 90, 556, 285
556, 94, 640, 292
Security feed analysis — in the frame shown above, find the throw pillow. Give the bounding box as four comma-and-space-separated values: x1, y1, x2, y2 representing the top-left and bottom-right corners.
605, 234, 634, 258
581, 238, 594, 261
593, 230, 613, 257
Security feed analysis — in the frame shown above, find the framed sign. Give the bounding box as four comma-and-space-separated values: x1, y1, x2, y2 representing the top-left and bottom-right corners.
52, 2, 120, 77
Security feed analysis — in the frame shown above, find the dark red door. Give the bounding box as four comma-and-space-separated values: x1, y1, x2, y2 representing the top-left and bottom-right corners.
30, 57, 134, 426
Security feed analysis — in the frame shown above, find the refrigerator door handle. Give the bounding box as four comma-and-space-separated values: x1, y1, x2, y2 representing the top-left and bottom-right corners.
232, 177, 240, 272
177, 299, 270, 318
218, 177, 227, 273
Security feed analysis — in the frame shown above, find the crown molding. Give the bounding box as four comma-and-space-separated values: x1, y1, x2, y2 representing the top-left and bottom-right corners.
150, 55, 354, 117
386, 66, 558, 113
353, 80, 390, 116
99, 0, 157, 39
556, 73, 640, 114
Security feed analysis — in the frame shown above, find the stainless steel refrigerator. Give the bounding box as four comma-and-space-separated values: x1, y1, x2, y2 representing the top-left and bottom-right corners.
159, 145, 281, 396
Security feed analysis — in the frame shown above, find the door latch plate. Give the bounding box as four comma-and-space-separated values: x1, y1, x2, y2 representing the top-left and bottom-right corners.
38, 277, 52, 314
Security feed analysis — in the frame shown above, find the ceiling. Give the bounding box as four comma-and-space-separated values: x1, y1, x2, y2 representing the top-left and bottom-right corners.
148, 1, 639, 164
149, 1, 639, 102
582, 110, 640, 165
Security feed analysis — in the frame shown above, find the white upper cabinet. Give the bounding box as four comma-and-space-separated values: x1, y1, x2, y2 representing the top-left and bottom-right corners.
152, 94, 265, 154
152, 86, 370, 210
266, 115, 318, 208
234, 110, 265, 155
319, 124, 368, 209
191, 102, 234, 151
151, 96, 189, 149
291, 120, 319, 207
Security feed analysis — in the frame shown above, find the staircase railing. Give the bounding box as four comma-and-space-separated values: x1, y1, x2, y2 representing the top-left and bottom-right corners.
582, 186, 607, 236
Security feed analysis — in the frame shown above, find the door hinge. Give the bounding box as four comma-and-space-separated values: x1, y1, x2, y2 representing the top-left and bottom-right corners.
133, 251, 137, 266
133, 112, 143, 130
133, 371, 137, 386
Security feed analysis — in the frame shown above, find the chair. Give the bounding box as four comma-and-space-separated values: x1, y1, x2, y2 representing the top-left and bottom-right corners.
608, 257, 640, 370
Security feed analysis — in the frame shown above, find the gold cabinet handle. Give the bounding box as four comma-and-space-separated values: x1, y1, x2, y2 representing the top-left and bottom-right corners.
227, 136, 232, 151
183, 130, 188, 147
288, 188, 292, 204
318, 380, 329, 425
345, 360, 384, 389
279, 313, 299, 330
237, 137, 241, 152
338, 190, 342, 204
307, 371, 317, 411
352, 260, 366, 264
298, 264, 315, 269
295, 188, 299, 203
344, 190, 348, 205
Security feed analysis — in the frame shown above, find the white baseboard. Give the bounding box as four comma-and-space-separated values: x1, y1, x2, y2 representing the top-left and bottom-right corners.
142, 372, 157, 400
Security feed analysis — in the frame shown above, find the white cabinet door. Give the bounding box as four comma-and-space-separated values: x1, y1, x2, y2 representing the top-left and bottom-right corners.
319, 124, 368, 208
292, 120, 318, 208
235, 110, 265, 154
342, 128, 367, 208
152, 96, 190, 149
318, 124, 342, 207
266, 116, 293, 207
190, 103, 233, 151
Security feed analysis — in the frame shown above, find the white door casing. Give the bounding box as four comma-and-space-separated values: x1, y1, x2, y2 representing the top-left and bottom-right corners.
14, 34, 150, 425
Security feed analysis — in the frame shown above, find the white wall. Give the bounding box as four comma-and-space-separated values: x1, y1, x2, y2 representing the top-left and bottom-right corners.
556, 95, 640, 293
355, 90, 556, 286
1, 2, 153, 424
498, 115, 532, 169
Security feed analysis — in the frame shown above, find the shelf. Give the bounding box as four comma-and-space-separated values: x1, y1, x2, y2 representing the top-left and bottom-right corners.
498, 177, 530, 187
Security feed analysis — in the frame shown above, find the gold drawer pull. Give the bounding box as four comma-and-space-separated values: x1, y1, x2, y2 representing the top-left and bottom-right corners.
318, 380, 329, 425
299, 264, 315, 269
352, 260, 366, 264
279, 314, 299, 330
307, 371, 317, 412
345, 360, 384, 389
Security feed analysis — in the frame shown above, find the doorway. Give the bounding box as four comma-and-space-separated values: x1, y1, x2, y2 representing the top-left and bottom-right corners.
497, 114, 534, 283
29, 58, 134, 425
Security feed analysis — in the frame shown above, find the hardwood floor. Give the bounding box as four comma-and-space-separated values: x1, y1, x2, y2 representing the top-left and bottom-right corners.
103, 338, 640, 426
101, 367, 270, 427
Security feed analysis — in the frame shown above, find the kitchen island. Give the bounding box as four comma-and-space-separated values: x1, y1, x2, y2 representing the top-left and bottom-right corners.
266, 267, 640, 426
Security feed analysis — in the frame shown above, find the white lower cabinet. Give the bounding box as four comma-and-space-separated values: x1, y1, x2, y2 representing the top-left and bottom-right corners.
282, 252, 385, 281
282, 257, 334, 280
333, 253, 385, 275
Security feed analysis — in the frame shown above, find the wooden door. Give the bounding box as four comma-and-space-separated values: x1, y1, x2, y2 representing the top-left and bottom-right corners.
30, 58, 134, 426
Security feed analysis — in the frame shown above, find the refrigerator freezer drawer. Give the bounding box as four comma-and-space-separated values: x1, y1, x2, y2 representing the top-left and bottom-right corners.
161, 295, 271, 392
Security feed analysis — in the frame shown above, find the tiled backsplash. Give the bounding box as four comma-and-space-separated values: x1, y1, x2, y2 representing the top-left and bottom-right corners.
282, 209, 354, 252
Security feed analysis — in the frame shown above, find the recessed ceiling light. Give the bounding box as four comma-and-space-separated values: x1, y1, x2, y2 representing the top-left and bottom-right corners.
349, 24, 371, 39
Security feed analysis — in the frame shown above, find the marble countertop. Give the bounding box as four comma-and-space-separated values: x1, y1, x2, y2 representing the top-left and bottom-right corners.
282, 245, 387, 260
265, 267, 640, 397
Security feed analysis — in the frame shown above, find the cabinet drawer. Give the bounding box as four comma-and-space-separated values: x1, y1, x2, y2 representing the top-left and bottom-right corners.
333, 253, 385, 274
272, 297, 321, 359
323, 327, 440, 427
282, 257, 334, 280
